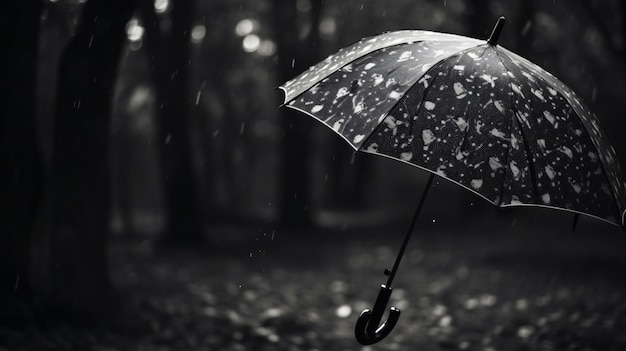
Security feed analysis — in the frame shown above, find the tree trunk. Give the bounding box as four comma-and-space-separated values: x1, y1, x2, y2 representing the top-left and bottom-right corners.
43, 0, 137, 322
142, 0, 205, 246
0, 0, 44, 322
274, 0, 323, 226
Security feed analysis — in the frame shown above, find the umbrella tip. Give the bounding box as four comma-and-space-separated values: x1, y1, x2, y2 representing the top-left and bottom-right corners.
487, 16, 506, 45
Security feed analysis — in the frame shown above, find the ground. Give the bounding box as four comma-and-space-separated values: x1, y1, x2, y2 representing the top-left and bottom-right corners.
2, 212, 626, 351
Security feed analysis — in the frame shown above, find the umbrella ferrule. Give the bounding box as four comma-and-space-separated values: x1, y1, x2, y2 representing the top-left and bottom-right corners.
487, 16, 506, 45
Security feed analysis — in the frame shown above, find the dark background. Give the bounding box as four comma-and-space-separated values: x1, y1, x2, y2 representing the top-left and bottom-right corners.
1, 0, 625, 350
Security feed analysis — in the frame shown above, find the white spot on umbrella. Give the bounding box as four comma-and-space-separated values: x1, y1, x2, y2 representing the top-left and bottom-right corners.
388, 90, 402, 100
468, 52, 480, 60
372, 73, 384, 86
471, 179, 483, 190
398, 51, 412, 62
336, 87, 349, 100
353, 134, 365, 143
352, 96, 365, 114
455, 150, 466, 160
571, 181, 582, 194
558, 146, 574, 159
494, 100, 506, 114
490, 128, 507, 140
453, 65, 465, 71
542, 193, 551, 204
532, 88, 546, 101
510, 134, 519, 150
401, 152, 413, 161
480, 74, 497, 87
512, 83, 525, 97
364, 62, 376, 70
545, 165, 556, 180
453, 117, 468, 131
522, 71, 535, 82
422, 129, 435, 145
489, 157, 503, 171
510, 161, 521, 179
333, 119, 344, 131
475, 120, 485, 134
543, 110, 556, 126
436, 165, 447, 176
311, 105, 323, 113
358, 44, 373, 54
453, 82, 467, 99
424, 101, 436, 110
418, 74, 431, 88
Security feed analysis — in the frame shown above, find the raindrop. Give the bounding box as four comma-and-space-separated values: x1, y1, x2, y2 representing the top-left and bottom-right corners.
521, 20, 532, 36
240, 122, 246, 134
592, 86, 597, 102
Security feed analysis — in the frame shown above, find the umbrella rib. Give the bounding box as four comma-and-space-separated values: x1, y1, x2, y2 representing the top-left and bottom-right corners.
512, 108, 541, 202
494, 48, 517, 206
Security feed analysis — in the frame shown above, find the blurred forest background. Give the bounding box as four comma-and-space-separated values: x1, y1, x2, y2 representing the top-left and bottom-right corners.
1, 0, 625, 347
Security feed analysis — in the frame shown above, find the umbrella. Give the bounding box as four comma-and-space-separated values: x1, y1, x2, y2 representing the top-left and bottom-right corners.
279, 17, 626, 345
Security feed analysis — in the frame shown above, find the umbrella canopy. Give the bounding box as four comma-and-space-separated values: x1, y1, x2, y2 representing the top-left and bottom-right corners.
280, 21, 626, 228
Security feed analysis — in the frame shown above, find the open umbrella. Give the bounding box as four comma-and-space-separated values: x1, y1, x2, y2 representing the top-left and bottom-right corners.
279, 17, 626, 345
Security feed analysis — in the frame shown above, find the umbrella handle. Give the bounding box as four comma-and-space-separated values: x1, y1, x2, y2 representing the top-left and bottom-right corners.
354, 285, 400, 345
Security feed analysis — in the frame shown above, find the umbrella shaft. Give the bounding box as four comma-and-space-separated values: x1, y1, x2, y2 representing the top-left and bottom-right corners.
386, 173, 434, 287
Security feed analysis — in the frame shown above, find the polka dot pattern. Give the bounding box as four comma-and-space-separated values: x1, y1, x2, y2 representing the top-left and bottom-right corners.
280, 31, 626, 227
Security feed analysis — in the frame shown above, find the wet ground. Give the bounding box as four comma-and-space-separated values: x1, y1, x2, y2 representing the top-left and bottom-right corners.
2, 212, 626, 350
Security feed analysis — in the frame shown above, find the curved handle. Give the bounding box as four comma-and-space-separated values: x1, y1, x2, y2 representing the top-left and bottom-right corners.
354, 285, 401, 345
